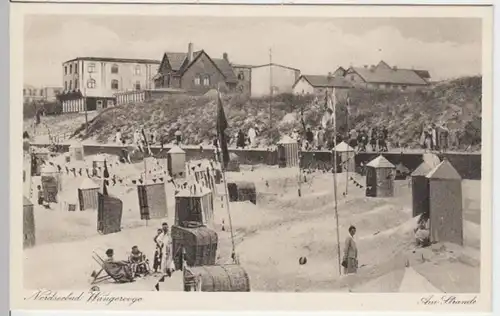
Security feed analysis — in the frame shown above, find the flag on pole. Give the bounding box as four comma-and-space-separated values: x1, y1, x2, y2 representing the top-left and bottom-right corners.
217, 89, 230, 169
321, 89, 336, 129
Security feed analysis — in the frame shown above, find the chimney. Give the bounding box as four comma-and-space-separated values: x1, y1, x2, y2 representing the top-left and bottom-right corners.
223, 52, 229, 62
187, 42, 194, 63
370, 65, 375, 72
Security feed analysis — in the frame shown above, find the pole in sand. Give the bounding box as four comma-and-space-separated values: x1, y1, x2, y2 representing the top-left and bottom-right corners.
331, 92, 342, 276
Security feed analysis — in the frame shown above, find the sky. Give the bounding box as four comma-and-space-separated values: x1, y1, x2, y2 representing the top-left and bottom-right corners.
23, 15, 482, 87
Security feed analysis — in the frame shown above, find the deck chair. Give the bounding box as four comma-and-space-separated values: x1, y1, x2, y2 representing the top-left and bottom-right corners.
91, 251, 135, 285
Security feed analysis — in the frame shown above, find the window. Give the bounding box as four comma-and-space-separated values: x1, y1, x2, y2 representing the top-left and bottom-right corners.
194, 76, 201, 85
135, 81, 141, 90
64, 66, 68, 75
111, 64, 119, 74
75, 79, 79, 89
40, 89, 44, 96
87, 63, 96, 73
107, 100, 114, 107
87, 78, 96, 89
69, 80, 73, 90
69, 65, 73, 74
401, 85, 407, 90
238, 71, 245, 80
111, 79, 119, 90
74, 63, 78, 74
350, 75, 355, 81
202, 76, 210, 86
64, 81, 67, 90
135, 65, 141, 75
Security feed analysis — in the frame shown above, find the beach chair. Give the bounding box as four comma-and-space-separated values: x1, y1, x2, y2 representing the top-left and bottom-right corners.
90, 251, 135, 284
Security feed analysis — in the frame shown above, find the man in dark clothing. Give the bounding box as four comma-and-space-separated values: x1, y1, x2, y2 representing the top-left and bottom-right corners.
357, 129, 368, 152
370, 128, 378, 152
236, 129, 246, 149
305, 128, 314, 150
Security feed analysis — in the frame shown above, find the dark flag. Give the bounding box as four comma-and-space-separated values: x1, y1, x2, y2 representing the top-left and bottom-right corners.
217, 90, 230, 169
103, 160, 110, 179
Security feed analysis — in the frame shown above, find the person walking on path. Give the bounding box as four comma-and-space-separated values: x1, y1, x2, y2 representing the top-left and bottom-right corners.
342, 225, 358, 274
236, 129, 246, 149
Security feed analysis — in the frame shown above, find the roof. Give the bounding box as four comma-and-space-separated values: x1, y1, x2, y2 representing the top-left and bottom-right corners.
175, 184, 212, 197
231, 64, 255, 69
411, 162, 435, 177
333, 141, 354, 152
414, 69, 431, 79
348, 66, 429, 86
79, 178, 99, 190
426, 159, 462, 180
64, 57, 160, 65
168, 145, 186, 154
422, 153, 441, 168
277, 135, 298, 144
366, 155, 395, 168
295, 75, 353, 89
212, 58, 238, 83
163, 51, 202, 72
41, 164, 58, 174
395, 162, 410, 173
23, 196, 33, 206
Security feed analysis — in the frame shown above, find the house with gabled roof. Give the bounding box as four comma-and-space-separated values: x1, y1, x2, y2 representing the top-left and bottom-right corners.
342, 60, 430, 91
154, 43, 238, 94
292, 73, 352, 102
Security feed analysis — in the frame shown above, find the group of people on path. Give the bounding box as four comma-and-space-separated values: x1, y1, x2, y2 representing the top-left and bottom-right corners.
290, 125, 390, 153
234, 126, 259, 149
420, 122, 453, 152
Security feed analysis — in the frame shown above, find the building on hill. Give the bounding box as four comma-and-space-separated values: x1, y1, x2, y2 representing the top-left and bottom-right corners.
153, 43, 238, 94
58, 57, 160, 113
292, 74, 352, 101
23, 85, 63, 103
232, 63, 301, 98
341, 60, 430, 91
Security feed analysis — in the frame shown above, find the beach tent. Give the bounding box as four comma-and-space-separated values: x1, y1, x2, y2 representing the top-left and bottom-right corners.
69, 142, 85, 161
175, 184, 214, 229
365, 155, 395, 197
41, 164, 60, 203
277, 135, 299, 168
334, 141, 355, 173
78, 178, 100, 211
411, 160, 439, 218
426, 159, 463, 246
23, 196, 35, 249
137, 182, 168, 220
167, 146, 186, 178
97, 193, 123, 235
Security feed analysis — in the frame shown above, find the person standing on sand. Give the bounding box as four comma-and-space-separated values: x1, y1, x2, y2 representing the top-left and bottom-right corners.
159, 222, 175, 277
175, 129, 182, 145
343, 225, 358, 274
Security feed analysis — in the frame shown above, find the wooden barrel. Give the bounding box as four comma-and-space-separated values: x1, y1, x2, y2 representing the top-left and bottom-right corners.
184, 265, 250, 292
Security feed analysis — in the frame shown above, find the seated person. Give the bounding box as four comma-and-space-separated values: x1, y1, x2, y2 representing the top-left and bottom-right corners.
103, 248, 135, 283
128, 246, 149, 277
414, 215, 430, 247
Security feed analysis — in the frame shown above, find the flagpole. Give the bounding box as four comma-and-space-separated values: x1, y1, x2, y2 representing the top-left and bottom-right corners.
217, 85, 237, 263
345, 93, 349, 197
331, 89, 342, 276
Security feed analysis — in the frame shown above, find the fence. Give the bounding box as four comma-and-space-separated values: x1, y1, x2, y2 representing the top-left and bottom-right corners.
115, 91, 147, 106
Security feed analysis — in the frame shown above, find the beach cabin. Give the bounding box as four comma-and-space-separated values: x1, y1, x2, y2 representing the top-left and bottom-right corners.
365, 155, 395, 197
97, 193, 123, 235
137, 182, 168, 220
175, 184, 214, 229
183, 265, 250, 292
31, 150, 50, 176
167, 146, 186, 178
69, 143, 85, 161
426, 159, 463, 246
92, 154, 107, 169
410, 160, 439, 218
171, 224, 218, 271
78, 178, 100, 211
226, 152, 241, 172
334, 141, 355, 173
23, 196, 35, 249
277, 136, 299, 168
41, 164, 60, 203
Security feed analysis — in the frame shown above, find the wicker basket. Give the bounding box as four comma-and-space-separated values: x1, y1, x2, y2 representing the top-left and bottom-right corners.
184, 265, 250, 292
171, 224, 218, 270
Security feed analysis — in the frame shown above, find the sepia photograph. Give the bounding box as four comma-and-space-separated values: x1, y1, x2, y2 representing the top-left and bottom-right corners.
10, 3, 493, 312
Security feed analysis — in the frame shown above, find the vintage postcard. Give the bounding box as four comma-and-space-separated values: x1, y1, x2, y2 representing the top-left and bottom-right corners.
10, 2, 493, 312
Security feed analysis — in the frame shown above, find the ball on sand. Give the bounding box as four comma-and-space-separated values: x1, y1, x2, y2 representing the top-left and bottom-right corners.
299, 257, 307, 265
